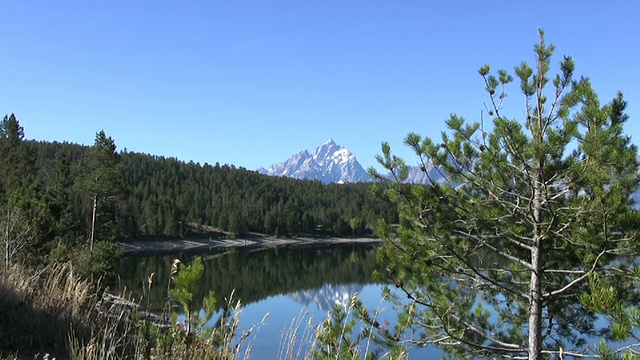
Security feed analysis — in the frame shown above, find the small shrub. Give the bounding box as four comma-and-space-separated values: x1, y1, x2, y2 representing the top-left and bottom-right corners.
75, 240, 124, 284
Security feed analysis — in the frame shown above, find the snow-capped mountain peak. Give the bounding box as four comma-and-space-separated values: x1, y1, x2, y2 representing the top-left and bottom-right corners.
314, 139, 340, 163
258, 139, 371, 184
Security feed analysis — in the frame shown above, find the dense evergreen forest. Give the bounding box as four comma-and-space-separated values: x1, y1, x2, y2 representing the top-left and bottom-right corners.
32, 139, 397, 239
0, 113, 398, 357
1, 114, 397, 268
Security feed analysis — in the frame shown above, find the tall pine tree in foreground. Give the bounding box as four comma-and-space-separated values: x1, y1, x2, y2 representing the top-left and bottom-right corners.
77, 130, 125, 251
371, 30, 640, 359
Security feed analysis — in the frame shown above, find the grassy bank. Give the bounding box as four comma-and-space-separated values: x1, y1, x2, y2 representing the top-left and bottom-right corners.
0, 262, 398, 360
0, 262, 250, 360
0, 263, 100, 359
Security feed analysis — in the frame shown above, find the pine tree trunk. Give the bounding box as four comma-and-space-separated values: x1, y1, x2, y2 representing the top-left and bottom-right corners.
4, 207, 9, 268
529, 168, 544, 360
90, 194, 98, 252
529, 241, 542, 359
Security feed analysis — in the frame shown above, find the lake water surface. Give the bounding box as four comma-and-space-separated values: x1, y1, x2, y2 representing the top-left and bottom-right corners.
117, 242, 442, 358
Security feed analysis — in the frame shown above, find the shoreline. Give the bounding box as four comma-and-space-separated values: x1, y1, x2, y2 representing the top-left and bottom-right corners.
119, 236, 382, 255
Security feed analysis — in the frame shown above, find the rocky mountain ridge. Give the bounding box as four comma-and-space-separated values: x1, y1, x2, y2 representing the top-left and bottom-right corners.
257, 139, 371, 183
258, 140, 640, 210
258, 139, 442, 184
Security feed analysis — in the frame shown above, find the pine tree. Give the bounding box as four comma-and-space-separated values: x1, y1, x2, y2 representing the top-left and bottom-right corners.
77, 130, 125, 251
371, 30, 640, 359
46, 152, 83, 249
0, 114, 35, 195
0, 114, 41, 267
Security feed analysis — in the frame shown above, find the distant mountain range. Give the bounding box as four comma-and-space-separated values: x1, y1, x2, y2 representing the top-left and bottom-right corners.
257, 139, 370, 183
257, 140, 640, 209
258, 139, 444, 184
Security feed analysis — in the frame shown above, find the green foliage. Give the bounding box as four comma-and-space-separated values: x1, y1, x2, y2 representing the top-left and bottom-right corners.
75, 240, 125, 284
42, 152, 84, 251
120, 244, 382, 314
0, 117, 99, 270
76, 130, 126, 251
29, 140, 396, 240
0, 114, 34, 194
0, 114, 46, 267
47, 242, 71, 263
309, 293, 409, 360
581, 272, 640, 359
160, 256, 252, 359
311, 299, 365, 360
370, 30, 640, 358
0, 112, 392, 286
310, 296, 375, 360
170, 256, 207, 332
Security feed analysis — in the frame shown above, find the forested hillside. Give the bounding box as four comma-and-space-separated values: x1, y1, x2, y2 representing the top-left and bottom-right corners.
0, 114, 398, 358
30, 135, 397, 241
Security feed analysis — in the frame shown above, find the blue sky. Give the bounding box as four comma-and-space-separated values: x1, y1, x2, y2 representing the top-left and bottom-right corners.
2, 1, 639, 171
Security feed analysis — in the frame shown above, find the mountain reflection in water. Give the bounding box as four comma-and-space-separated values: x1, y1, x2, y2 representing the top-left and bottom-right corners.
117, 242, 440, 358
289, 284, 364, 311
117, 242, 381, 312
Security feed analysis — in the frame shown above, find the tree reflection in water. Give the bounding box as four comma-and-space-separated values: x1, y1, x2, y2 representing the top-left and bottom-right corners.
117, 242, 442, 358
117, 243, 382, 313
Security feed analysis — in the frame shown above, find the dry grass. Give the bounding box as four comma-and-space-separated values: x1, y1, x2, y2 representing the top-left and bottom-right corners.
0, 262, 265, 360
0, 262, 98, 359
0, 262, 400, 360
278, 309, 317, 360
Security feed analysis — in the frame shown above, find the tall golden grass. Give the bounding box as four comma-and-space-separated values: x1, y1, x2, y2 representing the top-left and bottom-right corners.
0, 262, 402, 359
0, 262, 97, 359
0, 262, 269, 360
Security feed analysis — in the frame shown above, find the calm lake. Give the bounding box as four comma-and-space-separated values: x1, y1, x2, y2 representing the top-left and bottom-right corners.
117, 242, 442, 359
